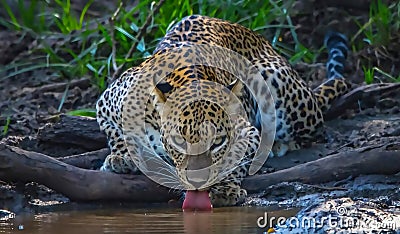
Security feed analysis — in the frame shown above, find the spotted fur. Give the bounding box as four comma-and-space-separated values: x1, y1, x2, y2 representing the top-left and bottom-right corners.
96, 15, 351, 206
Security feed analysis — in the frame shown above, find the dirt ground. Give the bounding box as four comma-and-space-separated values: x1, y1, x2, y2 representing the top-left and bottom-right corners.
0, 0, 399, 226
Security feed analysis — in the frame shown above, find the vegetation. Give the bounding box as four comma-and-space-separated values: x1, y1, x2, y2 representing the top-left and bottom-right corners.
0, 0, 399, 101
351, 0, 400, 83
352, 0, 398, 47
1, 116, 10, 136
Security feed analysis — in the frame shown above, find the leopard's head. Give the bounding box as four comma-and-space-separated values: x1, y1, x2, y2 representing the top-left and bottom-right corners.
153, 77, 248, 190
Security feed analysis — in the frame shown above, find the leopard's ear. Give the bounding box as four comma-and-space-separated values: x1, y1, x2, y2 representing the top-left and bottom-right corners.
152, 82, 173, 114
225, 79, 244, 113
226, 79, 243, 97
154, 82, 173, 103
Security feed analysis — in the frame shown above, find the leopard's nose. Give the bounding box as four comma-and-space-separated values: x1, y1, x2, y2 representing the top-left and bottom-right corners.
185, 167, 210, 188
185, 151, 212, 188
186, 151, 212, 170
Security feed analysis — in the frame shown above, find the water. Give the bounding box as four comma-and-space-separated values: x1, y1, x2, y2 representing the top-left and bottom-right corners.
0, 205, 297, 233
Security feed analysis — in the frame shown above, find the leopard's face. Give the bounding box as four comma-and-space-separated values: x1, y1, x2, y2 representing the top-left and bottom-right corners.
154, 79, 246, 189
162, 101, 231, 188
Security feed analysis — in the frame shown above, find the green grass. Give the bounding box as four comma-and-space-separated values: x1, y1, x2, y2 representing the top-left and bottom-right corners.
0, 0, 316, 92
362, 66, 375, 84
353, 0, 400, 47
350, 0, 399, 84
53, 0, 94, 34
0, 0, 46, 32
0, 0, 399, 117
372, 67, 400, 83
1, 116, 11, 136
352, 0, 394, 47
362, 65, 400, 84
67, 108, 97, 118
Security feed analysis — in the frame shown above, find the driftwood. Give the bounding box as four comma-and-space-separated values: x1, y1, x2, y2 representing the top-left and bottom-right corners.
59, 148, 109, 169
0, 142, 399, 202
37, 115, 107, 151
243, 144, 400, 193
0, 143, 179, 202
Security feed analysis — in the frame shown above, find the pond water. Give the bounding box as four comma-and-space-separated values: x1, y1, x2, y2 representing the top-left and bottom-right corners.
0, 204, 298, 233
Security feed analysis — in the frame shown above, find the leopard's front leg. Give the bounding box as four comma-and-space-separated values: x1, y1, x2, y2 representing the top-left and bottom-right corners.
209, 164, 248, 206
210, 120, 260, 206
97, 113, 139, 174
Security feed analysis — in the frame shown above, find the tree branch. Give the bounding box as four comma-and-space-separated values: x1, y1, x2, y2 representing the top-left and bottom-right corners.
0, 142, 398, 202
0, 143, 179, 202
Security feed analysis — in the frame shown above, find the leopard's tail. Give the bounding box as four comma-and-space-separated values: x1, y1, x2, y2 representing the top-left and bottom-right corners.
313, 31, 352, 113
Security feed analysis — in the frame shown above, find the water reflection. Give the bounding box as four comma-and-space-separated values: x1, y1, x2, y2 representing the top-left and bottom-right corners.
1, 205, 297, 233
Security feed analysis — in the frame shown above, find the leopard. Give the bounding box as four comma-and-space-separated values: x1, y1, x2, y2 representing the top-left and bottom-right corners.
96, 15, 351, 208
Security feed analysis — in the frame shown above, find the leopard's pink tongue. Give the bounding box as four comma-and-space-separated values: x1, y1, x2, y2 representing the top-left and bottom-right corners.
182, 190, 212, 212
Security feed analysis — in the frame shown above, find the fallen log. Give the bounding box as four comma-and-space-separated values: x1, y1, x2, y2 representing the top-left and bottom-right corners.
325, 83, 400, 120
243, 144, 400, 193
0, 143, 399, 202
37, 115, 107, 151
58, 148, 109, 169
0, 143, 179, 202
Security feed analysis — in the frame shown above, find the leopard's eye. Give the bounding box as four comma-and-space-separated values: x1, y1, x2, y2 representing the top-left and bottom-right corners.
172, 135, 185, 145
170, 134, 187, 152
210, 135, 227, 153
